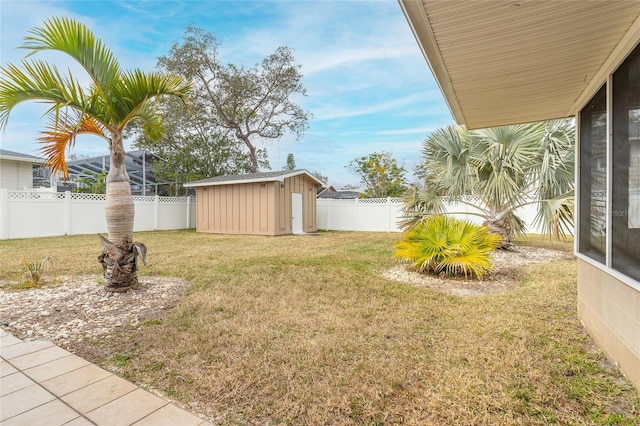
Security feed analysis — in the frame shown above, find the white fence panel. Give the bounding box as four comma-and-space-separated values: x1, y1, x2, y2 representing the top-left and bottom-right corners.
157, 196, 192, 230
69, 193, 107, 235
0, 189, 195, 240
5, 192, 67, 239
1, 189, 545, 239
133, 196, 156, 232
316, 197, 545, 234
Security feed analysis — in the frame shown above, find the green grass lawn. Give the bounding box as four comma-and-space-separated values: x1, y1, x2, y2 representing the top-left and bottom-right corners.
1, 231, 639, 425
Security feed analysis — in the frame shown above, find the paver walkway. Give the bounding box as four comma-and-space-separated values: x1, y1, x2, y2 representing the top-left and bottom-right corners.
0, 330, 212, 425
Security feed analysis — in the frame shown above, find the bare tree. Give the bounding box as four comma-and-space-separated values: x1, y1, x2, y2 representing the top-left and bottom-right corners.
158, 25, 310, 172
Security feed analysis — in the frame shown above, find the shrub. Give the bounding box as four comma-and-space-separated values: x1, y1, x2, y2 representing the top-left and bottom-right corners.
394, 215, 501, 278
21, 256, 53, 287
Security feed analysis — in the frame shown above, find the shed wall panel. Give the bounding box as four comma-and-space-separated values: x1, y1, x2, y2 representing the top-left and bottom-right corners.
193, 173, 320, 235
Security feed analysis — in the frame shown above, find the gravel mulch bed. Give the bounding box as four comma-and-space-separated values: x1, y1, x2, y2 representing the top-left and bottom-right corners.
381, 246, 575, 296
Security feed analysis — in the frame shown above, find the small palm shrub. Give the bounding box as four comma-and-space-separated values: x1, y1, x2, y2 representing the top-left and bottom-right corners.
394, 215, 501, 278
21, 256, 53, 287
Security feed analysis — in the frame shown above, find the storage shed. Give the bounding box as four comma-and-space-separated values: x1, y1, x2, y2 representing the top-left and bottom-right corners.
183, 170, 323, 236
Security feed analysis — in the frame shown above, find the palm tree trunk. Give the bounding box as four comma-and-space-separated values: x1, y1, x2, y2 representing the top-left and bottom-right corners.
98, 135, 145, 292
484, 217, 514, 250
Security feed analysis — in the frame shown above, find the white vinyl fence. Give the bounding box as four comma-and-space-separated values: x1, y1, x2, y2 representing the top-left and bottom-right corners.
0, 189, 195, 240
316, 197, 545, 234
1, 190, 547, 240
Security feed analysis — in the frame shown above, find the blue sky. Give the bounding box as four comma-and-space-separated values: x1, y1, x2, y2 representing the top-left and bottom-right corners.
0, 0, 454, 188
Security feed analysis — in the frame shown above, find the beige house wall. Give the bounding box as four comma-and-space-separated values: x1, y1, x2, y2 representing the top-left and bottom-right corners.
577, 259, 640, 390
194, 174, 319, 236
0, 159, 34, 190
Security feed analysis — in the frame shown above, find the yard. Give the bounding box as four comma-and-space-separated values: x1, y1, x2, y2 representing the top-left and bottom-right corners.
1, 231, 639, 425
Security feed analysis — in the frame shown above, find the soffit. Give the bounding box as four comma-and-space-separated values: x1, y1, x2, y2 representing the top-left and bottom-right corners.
399, 0, 640, 129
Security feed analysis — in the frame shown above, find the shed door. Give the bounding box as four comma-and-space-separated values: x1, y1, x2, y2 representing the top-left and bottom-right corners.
292, 193, 303, 234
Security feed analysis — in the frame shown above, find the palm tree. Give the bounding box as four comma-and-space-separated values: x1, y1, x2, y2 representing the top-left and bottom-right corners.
404, 120, 575, 248
0, 17, 191, 291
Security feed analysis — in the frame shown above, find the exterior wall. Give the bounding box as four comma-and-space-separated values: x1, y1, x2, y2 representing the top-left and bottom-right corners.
0, 159, 34, 190
194, 175, 319, 236
278, 174, 318, 234
195, 182, 277, 235
577, 259, 640, 390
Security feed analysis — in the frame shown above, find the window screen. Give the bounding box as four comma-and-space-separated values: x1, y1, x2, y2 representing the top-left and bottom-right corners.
578, 85, 607, 264
612, 43, 640, 281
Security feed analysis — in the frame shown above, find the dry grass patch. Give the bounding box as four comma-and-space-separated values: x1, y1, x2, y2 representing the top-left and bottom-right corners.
1, 231, 639, 425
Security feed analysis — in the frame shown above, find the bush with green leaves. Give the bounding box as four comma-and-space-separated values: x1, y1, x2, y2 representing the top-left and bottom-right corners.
394, 215, 501, 278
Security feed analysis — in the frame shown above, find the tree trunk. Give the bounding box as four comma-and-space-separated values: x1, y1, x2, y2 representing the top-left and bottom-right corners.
98, 135, 146, 292
484, 217, 514, 250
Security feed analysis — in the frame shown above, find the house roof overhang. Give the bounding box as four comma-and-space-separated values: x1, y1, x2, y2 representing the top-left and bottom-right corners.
399, 0, 640, 129
0, 149, 46, 165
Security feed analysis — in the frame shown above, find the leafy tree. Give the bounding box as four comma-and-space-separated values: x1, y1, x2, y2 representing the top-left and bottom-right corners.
394, 215, 501, 278
310, 170, 328, 184
347, 151, 408, 198
283, 153, 296, 171
0, 17, 191, 291
73, 169, 107, 194
405, 120, 575, 247
158, 25, 310, 173
134, 96, 267, 186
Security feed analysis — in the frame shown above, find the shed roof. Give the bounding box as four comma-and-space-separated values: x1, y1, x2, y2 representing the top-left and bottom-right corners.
399, 0, 640, 129
184, 169, 324, 188
0, 149, 46, 164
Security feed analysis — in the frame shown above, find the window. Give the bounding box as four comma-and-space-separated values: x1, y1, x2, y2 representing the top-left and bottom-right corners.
579, 85, 607, 264
612, 43, 640, 281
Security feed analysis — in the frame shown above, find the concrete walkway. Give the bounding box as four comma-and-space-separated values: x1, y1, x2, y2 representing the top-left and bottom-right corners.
0, 330, 212, 425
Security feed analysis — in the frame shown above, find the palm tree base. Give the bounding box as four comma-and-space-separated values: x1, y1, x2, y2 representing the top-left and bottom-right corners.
484, 219, 514, 250
97, 235, 146, 292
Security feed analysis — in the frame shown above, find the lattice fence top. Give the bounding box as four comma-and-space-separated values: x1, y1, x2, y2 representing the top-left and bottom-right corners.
317, 197, 404, 204
4, 190, 192, 204
8, 191, 65, 200
131, 196, 156, 202
70, 193, 106, 201
158, 196, 190, 204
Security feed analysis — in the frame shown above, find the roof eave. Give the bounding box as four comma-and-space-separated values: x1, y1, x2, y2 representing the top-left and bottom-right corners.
0, 155, 47, 164
184, 170, 324, 188
398, 0, 465, 126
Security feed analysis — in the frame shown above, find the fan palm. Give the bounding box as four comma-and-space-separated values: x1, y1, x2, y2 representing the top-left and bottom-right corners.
405, 120, 575, 248
394, 215, 501, 278
0, 17, 192, 291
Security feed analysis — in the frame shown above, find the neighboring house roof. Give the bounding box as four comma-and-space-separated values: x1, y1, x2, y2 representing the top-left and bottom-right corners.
399, 0, 640, 129
0, 149, 46, 164
317, 186, 336, 196
317, 190, 360, 199
184, 169, 325, 188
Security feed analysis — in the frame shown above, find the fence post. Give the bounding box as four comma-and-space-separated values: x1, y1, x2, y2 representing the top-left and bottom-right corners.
355, 198, 359, 232
186, 196, 191, 229
154, 195, 160, 230
325, 200, 330, 231
0, 188, 8, 239
387, 197, 392, 232
65, 191, 72, 235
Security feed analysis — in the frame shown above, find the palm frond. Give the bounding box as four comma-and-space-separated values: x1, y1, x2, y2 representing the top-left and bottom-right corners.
532, 194, 575, 240
394, 215, 500, 278
38, 112, 108, 178
110, 70, 192, 130
0, 60, 87, 128
21, 16, 121, 93
398, 188, 447, 230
